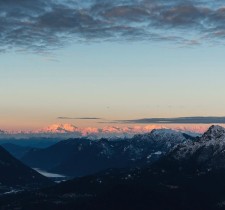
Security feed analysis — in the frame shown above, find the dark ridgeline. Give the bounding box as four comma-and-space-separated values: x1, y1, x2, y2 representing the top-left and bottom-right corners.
0, 146, 52, 191
1, 143, 32, 159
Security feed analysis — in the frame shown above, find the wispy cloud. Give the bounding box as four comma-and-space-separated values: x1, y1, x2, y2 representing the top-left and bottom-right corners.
1, 0, 225, 52
58, 117, 102, 120
113, 116, 225, 124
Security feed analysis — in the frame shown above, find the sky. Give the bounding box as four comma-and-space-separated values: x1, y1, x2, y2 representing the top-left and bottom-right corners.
1, 0, 225, 131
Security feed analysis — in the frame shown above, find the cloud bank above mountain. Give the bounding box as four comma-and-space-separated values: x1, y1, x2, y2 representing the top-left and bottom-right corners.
57, 117, 102, 120
1, 0, 225, 52
116, 116, 225, 124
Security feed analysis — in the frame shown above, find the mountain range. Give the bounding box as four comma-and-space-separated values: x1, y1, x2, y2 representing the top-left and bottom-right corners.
21, 129, 194, 177
0, 123, 212, 139
2, 125, 225, 209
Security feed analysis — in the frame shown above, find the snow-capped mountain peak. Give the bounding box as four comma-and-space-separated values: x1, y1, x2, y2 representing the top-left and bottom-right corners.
201, 125, 225, 141
42, 124, 79, 133
167, 125, 225, 169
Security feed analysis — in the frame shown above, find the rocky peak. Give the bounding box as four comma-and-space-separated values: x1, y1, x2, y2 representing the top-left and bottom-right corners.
201, 125, 225, 141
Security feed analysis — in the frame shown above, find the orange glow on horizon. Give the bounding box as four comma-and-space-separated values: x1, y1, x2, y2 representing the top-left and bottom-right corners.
1, 123, 223, 135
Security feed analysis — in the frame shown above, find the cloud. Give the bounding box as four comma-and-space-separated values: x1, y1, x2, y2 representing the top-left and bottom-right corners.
57, 117, 102, 120
1, 0, 225, 52
114, 116, 225, 124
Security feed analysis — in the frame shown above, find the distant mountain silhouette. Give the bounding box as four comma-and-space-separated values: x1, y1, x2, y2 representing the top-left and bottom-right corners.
0, 146, 51, 187
1, 143, 32, 159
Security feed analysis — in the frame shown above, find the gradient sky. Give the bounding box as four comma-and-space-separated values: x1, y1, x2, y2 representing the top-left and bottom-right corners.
1, 0, 225, 130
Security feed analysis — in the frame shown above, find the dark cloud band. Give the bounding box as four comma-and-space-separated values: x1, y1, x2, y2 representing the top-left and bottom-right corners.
116, 117, 225, 124
1, 0, 225, 52
58, 117, 101, 120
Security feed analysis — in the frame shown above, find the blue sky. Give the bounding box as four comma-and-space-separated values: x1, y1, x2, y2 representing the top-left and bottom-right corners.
0, 0, 225, 130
